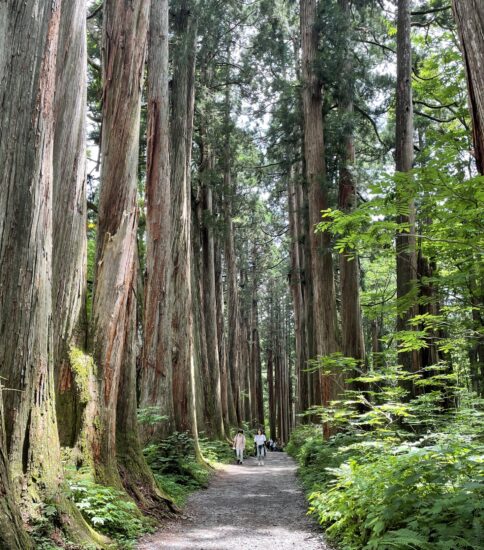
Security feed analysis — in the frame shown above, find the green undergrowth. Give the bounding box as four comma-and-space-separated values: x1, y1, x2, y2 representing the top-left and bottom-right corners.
64, 466, 155, 549
34, 431, 242, 548
143, 431, 233, 507
288, 365, 484, 550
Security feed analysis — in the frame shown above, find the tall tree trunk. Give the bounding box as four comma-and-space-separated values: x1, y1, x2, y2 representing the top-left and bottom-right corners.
300, 0, 341, 429
0, 387, 31, 549
53, 0, 97, 466
239, 269, 252, 423
288, 166, 309, 418
453, 0, 484, 175
216, 240, 234, 428
297, 175, 313, 415
0, 0, 65, 503
116, 281, 175, 516
267, 295, 277, 439
395, 0, 419, 395
337, 0, 366, 368
250, 263, 264, 427
91, 0, 149, 486
139, 0, 174, 442
469, 273, 484, 396
201, 171, 225, 438
193, 193, 210, 433
255, 322, 265, 428
0, 4, 105, 544
224, 190, 242, 424
170, 3, 201, 457
453, 1, 484, 395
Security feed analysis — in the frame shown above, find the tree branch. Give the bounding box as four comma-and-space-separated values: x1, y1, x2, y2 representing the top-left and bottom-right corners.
355, 105, 387, 147
87, 3, 103, 20
411, 5, 451, 16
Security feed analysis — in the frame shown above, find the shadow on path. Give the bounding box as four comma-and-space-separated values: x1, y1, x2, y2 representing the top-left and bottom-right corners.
138, 451, 331, 550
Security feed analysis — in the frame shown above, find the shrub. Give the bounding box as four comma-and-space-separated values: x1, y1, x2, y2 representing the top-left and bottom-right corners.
67, 474, 153, 547
198, 436, 234, 464
144, 431, 213, 507
308, 436, 483, 549
288, 371, 484, 550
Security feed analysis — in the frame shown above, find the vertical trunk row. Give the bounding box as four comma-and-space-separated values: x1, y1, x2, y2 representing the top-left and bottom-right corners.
395, 0, 419, 394
139, 0, 174, 442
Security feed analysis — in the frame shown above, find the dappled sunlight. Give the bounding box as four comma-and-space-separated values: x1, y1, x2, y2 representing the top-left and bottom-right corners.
138, 453, 327, 549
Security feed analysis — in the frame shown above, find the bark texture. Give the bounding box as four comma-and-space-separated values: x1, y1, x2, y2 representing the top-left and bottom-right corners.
288, 167, 309, 417
52, 0, 92, 454
224, 187, 242, 424
300, 0, 341, 424
0, 388, 31, 549
139, 0, 174, 442
395, 0, 419, 391
0, 0, 64, 502
116, 284, 176, 517
453, 0, 484, 174
91, 0, 149, 485
201, 171, 225, 438
170, 1, 200, 440
337, 0, 366, 367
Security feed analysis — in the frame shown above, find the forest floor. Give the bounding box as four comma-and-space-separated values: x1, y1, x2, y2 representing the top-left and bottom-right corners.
137, 451, 331, 549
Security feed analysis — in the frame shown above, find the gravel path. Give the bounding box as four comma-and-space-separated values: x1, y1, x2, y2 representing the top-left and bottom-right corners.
138, 451, 331, 550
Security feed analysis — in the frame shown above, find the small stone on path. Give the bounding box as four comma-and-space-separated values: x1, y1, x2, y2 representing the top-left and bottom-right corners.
138, 452, 331, 550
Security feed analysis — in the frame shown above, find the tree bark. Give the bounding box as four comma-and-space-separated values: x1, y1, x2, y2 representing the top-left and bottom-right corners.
139, 0, 174, 442
91, 0, 149, 485
215, 239, 233, 429
267, 295, 277, 439
337, 0, 366, 368
201, 167, 225, 438
224, 188, 242, 424
453, 0, 484, 175
300, 0, 341, 427
452, 2, 484, 391
0, 0, 65, 502
249, 263, 264, 427
52, 0, 98, 467
0, 387, 31, 549
395, 0, 420, 393
288, 166, 310, 418
192, 192, 211, 434
170, 2, 201, 451
116, 282, 176, 517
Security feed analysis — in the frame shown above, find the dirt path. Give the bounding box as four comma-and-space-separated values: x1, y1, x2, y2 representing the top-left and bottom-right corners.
138, 452, 331, 550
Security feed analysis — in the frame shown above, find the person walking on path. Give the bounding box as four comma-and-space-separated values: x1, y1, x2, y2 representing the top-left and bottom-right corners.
233, 429, 246, 464
254, 428, 266, 466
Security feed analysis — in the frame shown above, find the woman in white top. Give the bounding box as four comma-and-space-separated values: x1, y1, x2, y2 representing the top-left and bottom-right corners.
254, 428, 266, 466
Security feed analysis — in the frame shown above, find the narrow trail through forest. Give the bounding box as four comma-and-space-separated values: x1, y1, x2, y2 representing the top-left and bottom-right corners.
138, 452, 330, 550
